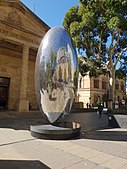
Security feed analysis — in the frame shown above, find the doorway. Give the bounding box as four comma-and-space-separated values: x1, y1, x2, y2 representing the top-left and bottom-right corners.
0, 77, 10, 110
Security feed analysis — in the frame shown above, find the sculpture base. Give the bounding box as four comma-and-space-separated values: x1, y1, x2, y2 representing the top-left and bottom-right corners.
30, 121, 81, 140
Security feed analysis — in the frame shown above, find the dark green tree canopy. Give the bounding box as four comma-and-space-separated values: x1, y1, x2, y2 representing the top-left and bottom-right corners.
63, 0, 127, 77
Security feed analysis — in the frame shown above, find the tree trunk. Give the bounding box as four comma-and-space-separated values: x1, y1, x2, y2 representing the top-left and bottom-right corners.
108, 68, 116, 110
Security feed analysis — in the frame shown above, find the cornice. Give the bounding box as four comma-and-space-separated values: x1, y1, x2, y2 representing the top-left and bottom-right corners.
0, 0, 50, 31
0, 20, 42, 38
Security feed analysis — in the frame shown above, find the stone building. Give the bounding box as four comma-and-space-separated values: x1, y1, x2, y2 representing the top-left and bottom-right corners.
77, 73, 126, 108
54, 46, 74, 83
0, 0, 50, 111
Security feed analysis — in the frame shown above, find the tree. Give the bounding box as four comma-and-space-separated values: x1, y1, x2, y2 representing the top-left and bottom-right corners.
63, 0, 127, 108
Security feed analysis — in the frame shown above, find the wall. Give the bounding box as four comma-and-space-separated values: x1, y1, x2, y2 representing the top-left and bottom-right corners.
0, 53, 21, 110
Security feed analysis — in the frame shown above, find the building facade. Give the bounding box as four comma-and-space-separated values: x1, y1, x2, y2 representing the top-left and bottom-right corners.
0, 0, 50, 111
77, 73, 126, 108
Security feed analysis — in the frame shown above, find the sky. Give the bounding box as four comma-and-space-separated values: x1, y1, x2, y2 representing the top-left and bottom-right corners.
20, 0, 79, 27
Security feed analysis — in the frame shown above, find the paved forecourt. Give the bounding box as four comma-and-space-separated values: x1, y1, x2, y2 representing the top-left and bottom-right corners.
0, 127, 127, 168
0, 113, 127, 168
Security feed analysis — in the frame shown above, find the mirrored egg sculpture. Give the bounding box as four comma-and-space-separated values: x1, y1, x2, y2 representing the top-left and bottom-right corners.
35, 27, 78, 124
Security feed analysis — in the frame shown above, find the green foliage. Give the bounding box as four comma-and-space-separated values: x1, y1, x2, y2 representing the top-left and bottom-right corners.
63, 0, 127, 77
115, 68, 126, 79
63, 6, 81, 33
78, 56, 105, 77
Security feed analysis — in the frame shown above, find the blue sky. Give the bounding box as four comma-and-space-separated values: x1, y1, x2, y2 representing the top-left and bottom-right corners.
20, 0, 79, 27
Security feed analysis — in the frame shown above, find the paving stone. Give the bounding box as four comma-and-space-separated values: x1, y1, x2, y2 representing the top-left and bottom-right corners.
121, 164, 127, 169
89, 152, 114, 164
119, 151, 127, 159
0, 146, 25, 160
65, 159, 97, 169
101, 156, 127, 169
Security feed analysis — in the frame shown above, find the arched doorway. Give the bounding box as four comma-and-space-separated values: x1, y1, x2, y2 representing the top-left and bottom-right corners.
0, 77, 10, 110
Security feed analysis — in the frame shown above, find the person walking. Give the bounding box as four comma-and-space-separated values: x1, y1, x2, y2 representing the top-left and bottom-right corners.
86, 103, 89, 109
98, 104, 103, 118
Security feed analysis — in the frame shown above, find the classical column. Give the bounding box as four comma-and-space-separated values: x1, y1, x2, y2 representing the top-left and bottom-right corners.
18, 45, 29, 112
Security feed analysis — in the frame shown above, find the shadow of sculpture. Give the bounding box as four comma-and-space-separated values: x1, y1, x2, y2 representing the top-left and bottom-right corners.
0, 112, 49, 130
0, 160, 51, 169
81, 128, 127, 142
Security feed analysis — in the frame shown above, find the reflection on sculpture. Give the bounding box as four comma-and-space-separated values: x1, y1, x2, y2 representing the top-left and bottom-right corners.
35, 27, 78, 124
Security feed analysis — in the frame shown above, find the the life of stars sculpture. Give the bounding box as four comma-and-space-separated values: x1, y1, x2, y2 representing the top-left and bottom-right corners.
30, 27, 81, 139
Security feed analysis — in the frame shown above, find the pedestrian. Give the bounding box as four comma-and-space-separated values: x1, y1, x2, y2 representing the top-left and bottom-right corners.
86, 103, 89, 108
98, 104, 103, 118
89, 103, 92, 109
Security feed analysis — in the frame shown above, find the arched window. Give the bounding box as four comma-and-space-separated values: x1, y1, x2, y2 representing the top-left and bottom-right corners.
102, 78, 106, 90
64, 68, 67, 82
59, 66, 62, 81
94, 79, 99, 89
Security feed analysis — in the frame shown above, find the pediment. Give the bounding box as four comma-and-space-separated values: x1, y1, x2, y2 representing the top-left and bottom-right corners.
0, 0, 50, 38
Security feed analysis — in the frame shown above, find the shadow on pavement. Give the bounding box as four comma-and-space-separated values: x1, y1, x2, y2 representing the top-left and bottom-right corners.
0, 160, 51, 169
81, 128, 127, 141
0, 111, 49, 130
0, 117, 49, 130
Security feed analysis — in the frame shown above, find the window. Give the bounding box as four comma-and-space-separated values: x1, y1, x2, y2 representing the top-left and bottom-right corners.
94, 79, 99, 89
102, 80, 106, 90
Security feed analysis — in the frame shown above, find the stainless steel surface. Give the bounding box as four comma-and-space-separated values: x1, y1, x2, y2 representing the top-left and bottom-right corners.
35, 27, 78, 124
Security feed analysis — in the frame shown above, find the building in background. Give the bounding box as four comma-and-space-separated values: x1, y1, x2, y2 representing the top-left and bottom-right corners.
76, 72, 126, 108
0, 0, 50, 111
